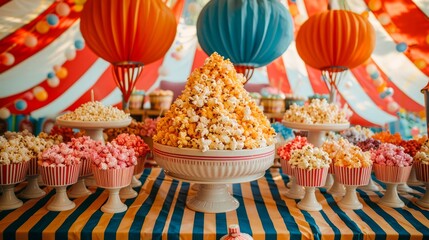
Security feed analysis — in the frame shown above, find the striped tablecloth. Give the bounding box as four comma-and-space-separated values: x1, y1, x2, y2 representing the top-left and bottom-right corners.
1, 168, 428, 240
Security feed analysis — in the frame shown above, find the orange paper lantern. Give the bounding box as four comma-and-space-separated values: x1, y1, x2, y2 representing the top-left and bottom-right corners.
80, 0, 177, 108
296, 10, 375, 102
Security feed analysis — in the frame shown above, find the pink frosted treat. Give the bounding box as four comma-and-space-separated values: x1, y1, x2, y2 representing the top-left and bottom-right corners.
90, 142, 137, 170
371, 143, 413, 167
39, 143, 81, 167
112, 133, 150, 158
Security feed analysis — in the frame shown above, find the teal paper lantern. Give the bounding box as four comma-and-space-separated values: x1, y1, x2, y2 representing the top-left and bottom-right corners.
196, 0, 294, 82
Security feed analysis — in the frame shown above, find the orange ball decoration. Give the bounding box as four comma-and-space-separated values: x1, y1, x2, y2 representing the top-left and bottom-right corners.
36, 21, 50, 34
414, 59, 427, 70
56, 67, 68, 79
296, 10, 376, 71
368, 0, 382, 11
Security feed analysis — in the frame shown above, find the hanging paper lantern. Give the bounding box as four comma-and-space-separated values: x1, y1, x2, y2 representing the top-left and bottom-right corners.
65, 48, 76, 60
56, 2, 71, 17
395, 42, 407, 52
197, 0, 294, 82
296, 9, 375, 102
33, 86, 48, 101
47, 72, 55, 79
380, 87, 394, 99
36, 21, 50, 34
0, 108, 11, 119
414, 59, 427, 70
387, 101, 399, 112
0, 52, 15, 66
15, 99, 27, 111
24, 34, 38, 47
23, 92, 34, 100
74, 39, 85, 50
377, 13, 391, 25
80, 0, 177, 109
56, 67, 68, 79
368, 0, 382, 11
366, 64, 378, 74
370, 71, 380, 80
46, 14, 60, 27
47, 76, 60, 87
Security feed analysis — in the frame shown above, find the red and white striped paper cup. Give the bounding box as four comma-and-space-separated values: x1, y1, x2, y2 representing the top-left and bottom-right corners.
39, 163, 81, 187
334, 166, 372, 186
92, 166, 134, 189
280, 159, 293, 176
133, 157, 146, 175
0, 161, 30, 185
79, 158, 93, 177
328, 162, 335, 174
293, 167, 329, 187
27, 157, 39, 176
373, 164, 412, 184
414, 161, 429, 182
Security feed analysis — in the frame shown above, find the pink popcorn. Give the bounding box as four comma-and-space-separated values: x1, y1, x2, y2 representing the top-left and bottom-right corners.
68, 136, 102, 160
39, 143, 81, 167
111, 133, 150, 157
90, 142, 137, 170
277, 136, 312, 162
370, 143, 413, 167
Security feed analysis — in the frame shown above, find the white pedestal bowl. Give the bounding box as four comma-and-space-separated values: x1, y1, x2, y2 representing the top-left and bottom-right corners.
153, 143, 275, 213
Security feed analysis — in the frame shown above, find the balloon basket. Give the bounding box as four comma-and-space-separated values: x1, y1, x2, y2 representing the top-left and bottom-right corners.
0, 184, 23, 210
19, 175, 46, 199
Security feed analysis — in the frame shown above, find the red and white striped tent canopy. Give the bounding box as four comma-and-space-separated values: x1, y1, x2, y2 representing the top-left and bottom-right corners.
0, 0, 428, 128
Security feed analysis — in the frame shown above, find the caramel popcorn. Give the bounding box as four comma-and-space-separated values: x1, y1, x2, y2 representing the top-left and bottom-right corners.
283, 99, 348, 124
153, 53, 276, 151
57, 101, 129, 121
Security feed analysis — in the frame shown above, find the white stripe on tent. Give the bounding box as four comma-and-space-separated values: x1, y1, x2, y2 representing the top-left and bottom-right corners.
282, 42, 314, 97
338, 71, 397, 126
0, 0, 54, 40
100, 88, 122, 107
0, 21, 80, 97
412, 0, 429, 18
31, 58, 110, 118
354, 0, 426, 106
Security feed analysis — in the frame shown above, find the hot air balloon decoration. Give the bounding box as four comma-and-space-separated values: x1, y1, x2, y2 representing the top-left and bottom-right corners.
196, 0, 294, 83
80, 0, 177, 110
296, 10, 375, 103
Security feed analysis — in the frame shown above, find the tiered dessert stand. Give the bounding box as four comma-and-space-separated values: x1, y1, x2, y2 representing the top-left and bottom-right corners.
153, 143, 275, 213
282, 121, 350, 196
56, 117, 132, 191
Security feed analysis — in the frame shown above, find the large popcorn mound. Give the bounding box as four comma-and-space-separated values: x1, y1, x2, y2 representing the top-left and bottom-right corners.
283, 99, 348, 124
153, 53, 276, 151
58, 101, 129, 121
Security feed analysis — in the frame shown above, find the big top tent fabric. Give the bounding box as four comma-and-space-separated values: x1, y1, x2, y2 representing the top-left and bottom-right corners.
0, 0, 428, 133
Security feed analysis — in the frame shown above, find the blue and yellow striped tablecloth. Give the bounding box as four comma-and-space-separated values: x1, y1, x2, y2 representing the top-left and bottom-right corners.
1, 168, 428, 240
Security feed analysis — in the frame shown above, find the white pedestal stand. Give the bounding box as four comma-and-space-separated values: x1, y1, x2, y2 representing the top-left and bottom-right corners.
379, 183, 404, 208
0, 184, 23, 210
19, 175, 46, 199
48, 186, 76, 211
